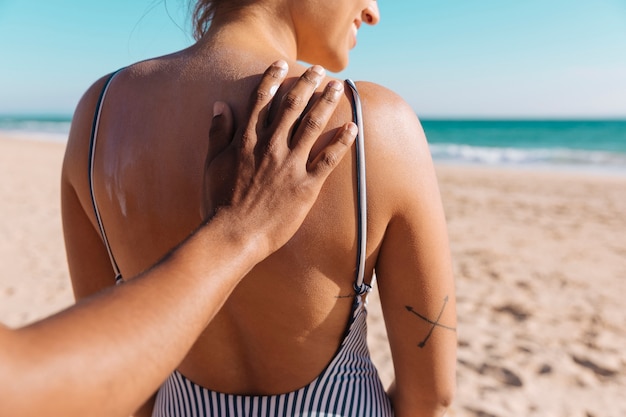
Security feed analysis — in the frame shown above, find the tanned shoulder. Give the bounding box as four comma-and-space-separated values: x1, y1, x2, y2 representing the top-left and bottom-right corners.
352, 81, 434, 217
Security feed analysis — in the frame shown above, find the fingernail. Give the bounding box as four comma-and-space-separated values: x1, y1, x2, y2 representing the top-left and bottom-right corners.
347, 123, 358, 136
269, 84, 279, 97
310, 66, 325, 89
275, 60, 288, 70
311, 65, 325, 77
213, 101, 225, 117
274, 60, 288, 76
328, 80, 344, 92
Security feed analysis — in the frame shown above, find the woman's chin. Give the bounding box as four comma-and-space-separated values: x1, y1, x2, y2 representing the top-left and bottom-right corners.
327, 59, 348, 73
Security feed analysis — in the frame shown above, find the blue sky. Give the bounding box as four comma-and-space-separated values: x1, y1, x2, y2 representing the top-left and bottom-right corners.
0, 0, 625, 118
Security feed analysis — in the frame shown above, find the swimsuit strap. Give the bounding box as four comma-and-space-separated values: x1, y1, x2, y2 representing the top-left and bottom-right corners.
345, 79, 370, 296
88, 68, 124, 284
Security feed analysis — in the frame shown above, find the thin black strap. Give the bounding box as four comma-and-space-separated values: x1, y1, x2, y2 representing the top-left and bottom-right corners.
88, 69, 124, 284
345, 79, 370, 296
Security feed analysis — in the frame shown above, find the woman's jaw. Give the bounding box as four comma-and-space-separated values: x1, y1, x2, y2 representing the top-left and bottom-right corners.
295, 20, 361, 73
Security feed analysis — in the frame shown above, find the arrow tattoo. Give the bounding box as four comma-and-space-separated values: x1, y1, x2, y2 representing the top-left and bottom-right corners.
405, 296, 456, 348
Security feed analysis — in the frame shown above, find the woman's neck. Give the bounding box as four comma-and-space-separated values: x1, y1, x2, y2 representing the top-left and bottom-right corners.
196, 4, 298, 62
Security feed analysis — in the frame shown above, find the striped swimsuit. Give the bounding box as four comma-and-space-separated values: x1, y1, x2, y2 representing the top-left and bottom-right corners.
89, 74, 393, 416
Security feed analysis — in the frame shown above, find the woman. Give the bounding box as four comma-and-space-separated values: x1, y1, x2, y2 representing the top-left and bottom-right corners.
62, 1, 457, 416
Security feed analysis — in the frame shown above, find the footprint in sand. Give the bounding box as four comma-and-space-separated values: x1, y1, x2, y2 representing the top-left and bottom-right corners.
571, 355, 619, 378
493, 303, 531, 322
478, 363, 524, 387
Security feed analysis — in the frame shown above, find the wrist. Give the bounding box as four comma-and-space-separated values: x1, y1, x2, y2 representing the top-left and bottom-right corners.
202, 207, 271, 266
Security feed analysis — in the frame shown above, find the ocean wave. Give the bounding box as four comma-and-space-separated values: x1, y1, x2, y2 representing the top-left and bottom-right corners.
0, 119, 71, 134
0, 117, 71, 143
429, 143, 626, 170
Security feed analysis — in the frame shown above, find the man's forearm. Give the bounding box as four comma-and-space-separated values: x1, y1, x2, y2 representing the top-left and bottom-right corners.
1, 211, 263, 417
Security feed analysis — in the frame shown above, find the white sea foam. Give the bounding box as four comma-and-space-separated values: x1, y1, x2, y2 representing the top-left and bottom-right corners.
429, 143, 626, 173
0, 118, 71, 143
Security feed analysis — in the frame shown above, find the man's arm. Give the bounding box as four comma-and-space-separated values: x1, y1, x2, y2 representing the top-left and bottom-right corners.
0, 62, 356, 417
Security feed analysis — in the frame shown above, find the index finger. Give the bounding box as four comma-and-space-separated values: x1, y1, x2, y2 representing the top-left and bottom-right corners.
240, 60, 289, 151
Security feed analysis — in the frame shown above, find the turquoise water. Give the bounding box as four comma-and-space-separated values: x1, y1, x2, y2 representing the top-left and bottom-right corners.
0, 115, 72, 142
2, 115, 626, 172
422, 119, 626, 172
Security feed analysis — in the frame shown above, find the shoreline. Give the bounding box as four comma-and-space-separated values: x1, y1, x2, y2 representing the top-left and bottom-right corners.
4, 129, 626, 178
1, 134, 625, 416
435, 159, 626, 179
0, 130, 70, 144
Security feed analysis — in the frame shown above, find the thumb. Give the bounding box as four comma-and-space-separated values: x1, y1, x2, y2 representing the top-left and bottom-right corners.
205, 101, 235, 167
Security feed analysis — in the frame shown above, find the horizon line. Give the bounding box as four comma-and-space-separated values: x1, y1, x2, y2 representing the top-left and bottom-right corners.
1, 113, 626, 122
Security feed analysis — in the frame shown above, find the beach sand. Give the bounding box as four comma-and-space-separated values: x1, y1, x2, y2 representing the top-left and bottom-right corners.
1, 135, 625, 416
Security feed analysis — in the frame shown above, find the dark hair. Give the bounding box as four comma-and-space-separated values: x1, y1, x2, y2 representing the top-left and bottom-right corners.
192, 0, 217, 40
192, 0, 253, 40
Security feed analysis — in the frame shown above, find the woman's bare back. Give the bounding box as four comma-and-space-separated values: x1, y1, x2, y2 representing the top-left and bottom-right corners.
81, 46, 393, 395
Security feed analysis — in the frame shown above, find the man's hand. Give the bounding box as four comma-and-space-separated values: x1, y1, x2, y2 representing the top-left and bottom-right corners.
203, 61, 356, 255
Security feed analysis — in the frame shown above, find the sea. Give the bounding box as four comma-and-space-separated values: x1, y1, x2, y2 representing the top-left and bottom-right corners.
0, 115, 72, 143
1, 115, 625, 175
423, 119, 626, 175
